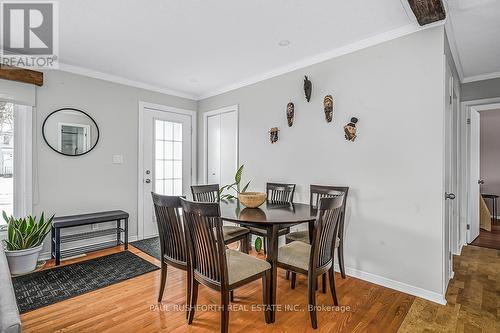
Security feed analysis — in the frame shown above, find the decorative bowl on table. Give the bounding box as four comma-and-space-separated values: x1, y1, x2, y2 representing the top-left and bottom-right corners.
238, 192, 267, 208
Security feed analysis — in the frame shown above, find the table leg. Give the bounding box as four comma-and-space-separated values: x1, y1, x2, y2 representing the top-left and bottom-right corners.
266, 225, 279, 323
55, 228, 61, 266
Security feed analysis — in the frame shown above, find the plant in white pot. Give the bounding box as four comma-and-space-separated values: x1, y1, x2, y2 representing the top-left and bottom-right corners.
2, 212, 53, 275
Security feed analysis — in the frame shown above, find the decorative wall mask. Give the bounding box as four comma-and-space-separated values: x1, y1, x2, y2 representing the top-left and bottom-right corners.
286, 102, 294, 127
323, 95, 333, 123
269, 127, 279, 143
303, 76, 312, 102
344, 117, 358, 142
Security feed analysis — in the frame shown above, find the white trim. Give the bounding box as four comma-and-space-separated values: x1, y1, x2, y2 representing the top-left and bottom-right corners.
58, 63, 198, 100
332, 263, 447, 305
13, 105, 33, 217
137, 101, 197, 240
197, 22, 444, 99
443, 3, 465, 82
463, 71, 500, 84
461, 97, 500, 246
202, 105, 239, 184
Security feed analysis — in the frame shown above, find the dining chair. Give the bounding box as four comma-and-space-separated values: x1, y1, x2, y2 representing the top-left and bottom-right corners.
277, 194, 344, 329
191, 184, 250, 254
248, 182, 296, 253
286, 185, 349, 289
151, 193, 190, 317
180, 198, 272, 333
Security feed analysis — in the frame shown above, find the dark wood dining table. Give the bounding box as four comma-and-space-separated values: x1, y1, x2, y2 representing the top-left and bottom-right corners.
220, 200, 317, 323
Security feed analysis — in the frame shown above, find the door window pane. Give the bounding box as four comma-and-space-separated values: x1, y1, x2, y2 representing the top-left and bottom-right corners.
154, 119, 183, 196
0, 103, 13, 223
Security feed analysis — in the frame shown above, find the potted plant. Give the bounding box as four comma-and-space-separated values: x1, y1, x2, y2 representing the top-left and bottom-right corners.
220, 165, 267, 208
2, 212, 53, 275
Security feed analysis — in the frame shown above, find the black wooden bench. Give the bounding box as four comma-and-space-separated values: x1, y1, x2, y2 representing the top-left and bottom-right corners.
51, 210, 129, 265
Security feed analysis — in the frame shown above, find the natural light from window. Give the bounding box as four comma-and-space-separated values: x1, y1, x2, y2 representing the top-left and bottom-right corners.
0, 102, 13, 225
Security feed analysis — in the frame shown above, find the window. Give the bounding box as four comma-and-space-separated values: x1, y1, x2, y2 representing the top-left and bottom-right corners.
0, 102, 14, 221
154, 119, 183, 196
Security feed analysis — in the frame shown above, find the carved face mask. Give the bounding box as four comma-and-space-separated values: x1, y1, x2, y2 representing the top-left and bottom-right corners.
324, 95, 333, 123
286, 102, 294, 127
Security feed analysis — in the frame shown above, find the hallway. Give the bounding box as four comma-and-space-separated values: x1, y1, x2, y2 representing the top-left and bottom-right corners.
398, 245, 499, 332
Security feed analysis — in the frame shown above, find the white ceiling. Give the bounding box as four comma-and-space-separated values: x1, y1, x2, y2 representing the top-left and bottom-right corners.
56, 0, 430, 99
446, 0, 500, 82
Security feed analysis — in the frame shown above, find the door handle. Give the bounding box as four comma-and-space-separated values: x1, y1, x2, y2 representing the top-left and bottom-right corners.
445, 192, 456, 200
145, 179, 151, 184
478, 179, 485, 185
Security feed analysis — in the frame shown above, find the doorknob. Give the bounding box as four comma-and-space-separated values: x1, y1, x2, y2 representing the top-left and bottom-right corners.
445, 192, 456, 200
478, 179, 485, 185
145, 179, 151, 184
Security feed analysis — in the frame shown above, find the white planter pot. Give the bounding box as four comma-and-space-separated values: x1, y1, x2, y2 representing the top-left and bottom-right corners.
4, 244, 43, 275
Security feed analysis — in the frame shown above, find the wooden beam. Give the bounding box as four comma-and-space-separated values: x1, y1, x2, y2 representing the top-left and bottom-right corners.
407, 0, 446, 26
0, 65, 43, 86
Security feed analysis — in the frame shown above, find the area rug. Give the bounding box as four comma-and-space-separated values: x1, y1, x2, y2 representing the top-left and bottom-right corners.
130, 237, 160, 260
12, 251, 159, 313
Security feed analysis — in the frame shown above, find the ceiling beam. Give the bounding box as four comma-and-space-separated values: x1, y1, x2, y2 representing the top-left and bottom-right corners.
407, 0, 446, 26
0, 65, 43, 86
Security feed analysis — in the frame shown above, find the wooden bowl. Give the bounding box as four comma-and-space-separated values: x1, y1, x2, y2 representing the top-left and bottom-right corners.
238, 192, 267, 208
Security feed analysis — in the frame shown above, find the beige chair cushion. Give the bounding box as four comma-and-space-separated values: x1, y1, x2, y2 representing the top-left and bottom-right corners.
222, 225, 249, 241
226, 249, 271, 285
277, 241, 311, 271
286, 230, 340, 247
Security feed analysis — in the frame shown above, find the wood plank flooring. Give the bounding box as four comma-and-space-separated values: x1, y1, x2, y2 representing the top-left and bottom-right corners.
20, 246, 415, 333
398, 245, 500, 333
471, 220, 500, 250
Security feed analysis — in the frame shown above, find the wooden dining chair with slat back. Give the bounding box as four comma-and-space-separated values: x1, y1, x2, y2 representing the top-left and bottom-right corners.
286, 185, 349, 290
151, 193, 190, 317
191, 184, 250, 254
180, 198, 272, 333
247, 182, 296, 253
277, 193, 344, 329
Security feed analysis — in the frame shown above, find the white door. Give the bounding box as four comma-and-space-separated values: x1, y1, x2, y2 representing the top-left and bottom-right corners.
141, 107, 192, 239
468, 109, 481, 242
205, 107, 238, 186
444, 64, 454, 282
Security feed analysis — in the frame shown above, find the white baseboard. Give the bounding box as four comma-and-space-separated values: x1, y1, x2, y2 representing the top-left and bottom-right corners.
333, 263, 447, 305
39, 235, 139, 261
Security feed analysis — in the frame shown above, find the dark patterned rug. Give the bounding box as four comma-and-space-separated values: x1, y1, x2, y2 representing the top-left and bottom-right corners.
12, 251, 159, 313
130, 237, 160, 260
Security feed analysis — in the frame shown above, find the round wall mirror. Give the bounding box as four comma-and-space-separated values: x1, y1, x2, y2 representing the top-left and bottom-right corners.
42, 108, 99, 156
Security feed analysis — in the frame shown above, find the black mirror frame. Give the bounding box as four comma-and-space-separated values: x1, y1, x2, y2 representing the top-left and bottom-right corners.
42, 108, 100, 157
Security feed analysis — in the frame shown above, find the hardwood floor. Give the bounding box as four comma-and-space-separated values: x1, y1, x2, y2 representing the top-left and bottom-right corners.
471, 220, 500, 250
21, 246, 415, 333
398, 245, 500, 333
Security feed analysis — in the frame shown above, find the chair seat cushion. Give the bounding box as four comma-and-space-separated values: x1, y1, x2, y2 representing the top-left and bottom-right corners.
222, 225, 249, 241
277, 241, 311, 271
286, 230, 340, 247
226, 249, 271, 285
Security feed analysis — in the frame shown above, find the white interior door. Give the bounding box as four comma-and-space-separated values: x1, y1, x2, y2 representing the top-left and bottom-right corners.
468, 109, 481, 242
141, 107, 192, 239
205, 107, 238, 186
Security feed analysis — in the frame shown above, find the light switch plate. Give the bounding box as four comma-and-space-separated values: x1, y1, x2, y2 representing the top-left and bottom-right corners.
112, 155, 123, 164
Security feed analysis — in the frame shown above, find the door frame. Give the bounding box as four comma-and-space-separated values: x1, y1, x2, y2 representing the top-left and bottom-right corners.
202, 104, 239, 184
462, 97, 500, 246
137, 101, 197, 240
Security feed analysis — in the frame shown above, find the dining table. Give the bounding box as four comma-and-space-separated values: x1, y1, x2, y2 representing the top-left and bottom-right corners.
220, 200, 317, 323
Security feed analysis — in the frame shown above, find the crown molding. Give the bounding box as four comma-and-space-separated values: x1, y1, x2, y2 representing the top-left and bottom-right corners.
462, 71, 500, 84
198, 22, 444, 100
57, 63, 198, 100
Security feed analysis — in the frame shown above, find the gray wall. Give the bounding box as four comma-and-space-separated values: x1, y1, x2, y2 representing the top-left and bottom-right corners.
480, 109, 500, 213
462, 77, 500, 101
34, 70, 196, 254
198, 27, 446, 297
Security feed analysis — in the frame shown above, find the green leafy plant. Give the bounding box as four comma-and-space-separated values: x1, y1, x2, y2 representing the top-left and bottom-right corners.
219, 165, 251, 201
2, 211, 54, 251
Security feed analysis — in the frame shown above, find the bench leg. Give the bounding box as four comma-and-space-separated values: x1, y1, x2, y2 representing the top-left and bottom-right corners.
55, 228, 61, 266
51, 227, 55, 259
117, 219, 121, 246
124, 218, 129, 250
